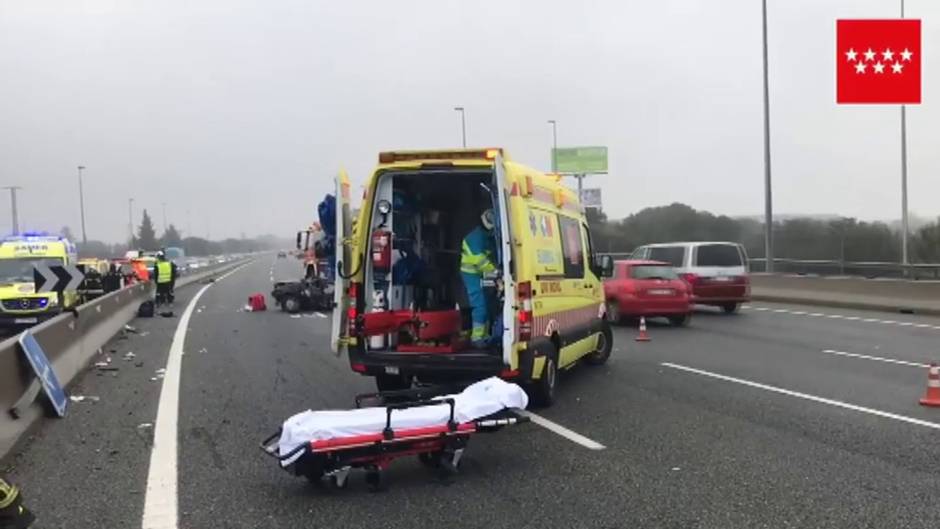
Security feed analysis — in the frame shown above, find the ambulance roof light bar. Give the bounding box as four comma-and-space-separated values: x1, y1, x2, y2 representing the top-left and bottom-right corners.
378, 148, 503, 164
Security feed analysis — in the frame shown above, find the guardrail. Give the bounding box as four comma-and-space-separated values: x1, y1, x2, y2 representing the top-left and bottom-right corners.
749, 258, 940, 280
602, 253, 940, 280
0, 257, 253, 459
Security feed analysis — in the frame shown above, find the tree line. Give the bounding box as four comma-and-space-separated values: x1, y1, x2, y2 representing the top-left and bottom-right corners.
586, 203, 940, 263
62, 208, 290, 258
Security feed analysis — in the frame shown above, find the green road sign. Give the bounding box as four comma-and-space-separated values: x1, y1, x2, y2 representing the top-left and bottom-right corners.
552, 146, 608, 173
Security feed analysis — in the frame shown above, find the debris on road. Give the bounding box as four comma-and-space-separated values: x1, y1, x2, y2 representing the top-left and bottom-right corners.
137, 423, 153, 429
69, 395, 100, 403
139, 331, 150, 337
290, 314, 301, 319
155, 368, 166, 375
124, 324, 139, 334
135, 361, 144, 367
198, 348, 208, 354
150, 377, 158, 382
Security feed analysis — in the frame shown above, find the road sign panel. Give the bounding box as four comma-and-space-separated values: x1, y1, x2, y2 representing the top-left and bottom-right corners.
18, 330, 68, 417
552, 146, 608, 174
33, 262, 84, 293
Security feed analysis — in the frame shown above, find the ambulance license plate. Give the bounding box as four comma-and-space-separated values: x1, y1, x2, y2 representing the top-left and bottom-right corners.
384, 366, 400, 375
14, 318, 38, 324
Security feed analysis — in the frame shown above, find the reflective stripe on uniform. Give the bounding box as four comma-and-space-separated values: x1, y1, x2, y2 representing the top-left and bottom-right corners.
471, 323, 488, 340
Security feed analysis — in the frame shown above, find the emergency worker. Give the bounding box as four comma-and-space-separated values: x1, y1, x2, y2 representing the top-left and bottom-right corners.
460, 209, 498, 348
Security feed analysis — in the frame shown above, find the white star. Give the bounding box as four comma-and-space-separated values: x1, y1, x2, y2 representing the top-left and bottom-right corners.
855, 62, 867, 74
845, 48, 858, 62
873, 62, 885, 74
900, 48, 913, 61
892, 62, 904, 74
882, 48, 894, 61
863, 48, 876, 61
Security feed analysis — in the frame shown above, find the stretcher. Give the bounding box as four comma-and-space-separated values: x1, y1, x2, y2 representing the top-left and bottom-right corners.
260, 378, 528, 491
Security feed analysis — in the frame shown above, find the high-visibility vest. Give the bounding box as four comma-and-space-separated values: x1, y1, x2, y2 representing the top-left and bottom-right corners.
132, 261, 150, 281
156, 261, 172, 284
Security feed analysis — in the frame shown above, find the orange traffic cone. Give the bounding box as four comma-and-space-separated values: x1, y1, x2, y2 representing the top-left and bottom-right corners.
919, 363, 940, 407
635, 317, 651, 342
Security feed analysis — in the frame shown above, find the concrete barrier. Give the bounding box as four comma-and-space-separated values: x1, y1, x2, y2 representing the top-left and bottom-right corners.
0, 258, 252, 459
750, 274, 940, 315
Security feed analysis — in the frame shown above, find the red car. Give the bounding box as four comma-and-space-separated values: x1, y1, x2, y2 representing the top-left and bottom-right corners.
603, 260, 693, 326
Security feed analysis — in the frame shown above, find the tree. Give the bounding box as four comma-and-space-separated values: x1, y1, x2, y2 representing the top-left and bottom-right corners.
137, 209, 159, 251
161, 224, 183, 248
60, 226, 76, 242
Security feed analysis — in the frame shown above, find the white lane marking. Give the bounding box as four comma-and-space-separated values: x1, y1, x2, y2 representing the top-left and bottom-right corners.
661, 362, 940, 431
745, 305, 940, 331
516, 410, 605, 450
820, 349, 929, 368
142, 263, 250, 529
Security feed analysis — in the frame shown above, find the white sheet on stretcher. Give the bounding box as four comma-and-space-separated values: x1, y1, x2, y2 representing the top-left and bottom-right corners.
278, 377, 528, 466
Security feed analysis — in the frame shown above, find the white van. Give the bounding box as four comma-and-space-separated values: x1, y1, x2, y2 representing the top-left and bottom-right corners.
630, 242, 750, 313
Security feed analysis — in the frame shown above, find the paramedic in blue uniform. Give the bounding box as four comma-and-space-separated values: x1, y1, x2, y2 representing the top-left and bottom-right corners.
460, 209, 499, 348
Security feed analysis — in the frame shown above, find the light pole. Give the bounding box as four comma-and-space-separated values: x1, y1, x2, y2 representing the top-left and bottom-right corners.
547, 119, 558, 173
760, 0, 774, 272
161, 202, 168, 232
900, 0, 909, 266
454, 106, 467, 148
128, 198, 135, 246
77, 165, 87, 243
2, 186, 22, 234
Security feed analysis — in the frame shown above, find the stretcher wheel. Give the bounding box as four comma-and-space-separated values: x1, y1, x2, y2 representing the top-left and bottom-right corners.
365, 467, 386, 492
327, 474, 348, 490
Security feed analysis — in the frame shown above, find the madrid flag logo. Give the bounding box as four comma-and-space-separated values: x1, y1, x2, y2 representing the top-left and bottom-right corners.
837, 19, 921, 104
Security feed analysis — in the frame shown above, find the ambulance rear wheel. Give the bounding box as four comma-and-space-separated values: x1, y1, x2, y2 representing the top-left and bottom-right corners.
532, 349, 557, 408
584, 321, 612, 366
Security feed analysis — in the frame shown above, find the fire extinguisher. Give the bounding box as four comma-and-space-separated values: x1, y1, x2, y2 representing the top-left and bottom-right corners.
371, 229, 391, 272
369, 288, 387, 350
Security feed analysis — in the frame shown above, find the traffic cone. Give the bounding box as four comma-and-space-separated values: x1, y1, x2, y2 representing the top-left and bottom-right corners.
635, 317, 651, 342
919, 363, 940, 407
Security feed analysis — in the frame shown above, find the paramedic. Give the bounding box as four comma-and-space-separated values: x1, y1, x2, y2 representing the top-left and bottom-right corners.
0, 477, 35, 528
152, 251, 177, 303
460, 209, 498, 348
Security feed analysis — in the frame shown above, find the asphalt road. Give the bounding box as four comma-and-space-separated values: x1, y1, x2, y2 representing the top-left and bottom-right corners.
7, 256, 940, 528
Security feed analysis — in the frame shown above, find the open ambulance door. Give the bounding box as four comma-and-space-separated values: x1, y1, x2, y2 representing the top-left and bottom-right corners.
493, 154, 516, 367
330, 169, 353, 354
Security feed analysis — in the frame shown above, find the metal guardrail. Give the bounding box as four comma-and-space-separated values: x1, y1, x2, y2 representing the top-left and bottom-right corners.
601, 253, 940, 280
748, 258, 940, 280
0, 257, 252, 459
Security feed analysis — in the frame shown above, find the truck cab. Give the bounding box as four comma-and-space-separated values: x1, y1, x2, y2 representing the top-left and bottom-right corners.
0, 233, 79, 328
330, 148, 614, 406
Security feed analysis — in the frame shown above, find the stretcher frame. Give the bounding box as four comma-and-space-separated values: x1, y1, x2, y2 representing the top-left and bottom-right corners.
260, 387, 527, 491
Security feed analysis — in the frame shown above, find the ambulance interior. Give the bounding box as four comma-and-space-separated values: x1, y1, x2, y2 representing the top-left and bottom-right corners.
362, 170, 504, 353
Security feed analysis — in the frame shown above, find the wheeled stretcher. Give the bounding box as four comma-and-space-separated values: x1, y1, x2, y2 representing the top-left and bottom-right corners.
260, 377, 529, 491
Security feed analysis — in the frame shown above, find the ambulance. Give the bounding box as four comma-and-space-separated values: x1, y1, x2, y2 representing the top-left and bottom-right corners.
0, 233, 80, 328
330, 148, 614, 406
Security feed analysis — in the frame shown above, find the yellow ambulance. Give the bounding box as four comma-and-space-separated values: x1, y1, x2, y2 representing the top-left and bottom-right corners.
0, 233, 80, 328
330, 148, 613, 406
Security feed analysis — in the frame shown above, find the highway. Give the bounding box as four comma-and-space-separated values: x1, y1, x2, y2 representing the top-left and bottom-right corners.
5, 255, 940, 528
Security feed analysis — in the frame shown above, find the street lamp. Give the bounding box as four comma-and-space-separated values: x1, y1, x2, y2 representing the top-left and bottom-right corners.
760, 0, 774, 272
128, 198, 135, 246
454, 106, 467, 148
78, 165, 87, 244
162, 202, 168, 232
547, 120, 558, 173
2, 186, 22, 234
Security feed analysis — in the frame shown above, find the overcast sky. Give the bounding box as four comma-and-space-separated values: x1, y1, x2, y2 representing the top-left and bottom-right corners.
0, 0, 937, 242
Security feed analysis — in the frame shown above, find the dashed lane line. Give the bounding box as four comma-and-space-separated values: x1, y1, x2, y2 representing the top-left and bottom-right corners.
515, 410, 606, 450
820, 349, 930, 369
742, 305, 940, 331
661, 362, 940, 431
